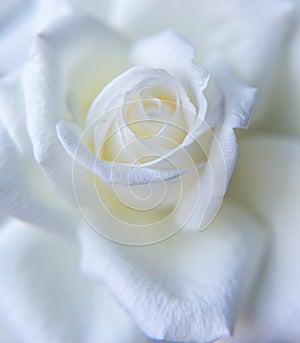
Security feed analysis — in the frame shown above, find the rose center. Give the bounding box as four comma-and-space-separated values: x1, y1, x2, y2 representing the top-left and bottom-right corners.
84, 67, 197, 164
142, 97, 161, 117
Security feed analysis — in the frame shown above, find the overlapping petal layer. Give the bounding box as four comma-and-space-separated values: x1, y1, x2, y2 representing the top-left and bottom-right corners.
79, 201, 265, 342
0, 75, 77, 236
0, 219, 148, 343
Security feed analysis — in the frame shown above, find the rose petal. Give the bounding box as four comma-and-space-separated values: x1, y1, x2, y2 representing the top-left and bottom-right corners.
227, 134, 300, 342
176, 65, 256, 230
0, 76, 78, 236
0, 219, 150, 343
209, 62, 257, 129
0, 74, 31, 153
0, 0, 70, 75
79, 200, 265, 342
24, 11, 129, 201
107, 0, 294, 86
57, 120, 194, 185
131, 30, 221, 129
85, 64, 196, 128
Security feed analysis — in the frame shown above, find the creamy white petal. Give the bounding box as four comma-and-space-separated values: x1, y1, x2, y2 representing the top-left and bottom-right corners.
0, 219, 150, 343
0, 77, 78, 236
208, 62, 257, 129
79, 201, 265, 343
176, 127, 235, 231
57, 120, 189, 185
24, 11, 129, 201
108, 0, 294, 87
131, 29, 198, 77
0, 121, 77, 236
0, 0, 70, 76
228, 135, 300, 342
0, 0, 36, 74
176, 67, 256, 230
85, 64, 194, 127
131, 30, 216, 127
0, 74, 31, 153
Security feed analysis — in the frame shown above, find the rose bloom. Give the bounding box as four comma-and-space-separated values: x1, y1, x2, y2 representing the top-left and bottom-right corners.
0, 1, 300, 343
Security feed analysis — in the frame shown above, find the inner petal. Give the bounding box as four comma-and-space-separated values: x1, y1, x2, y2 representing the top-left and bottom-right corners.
125, 86, 177, 139
141, 96, 161, 117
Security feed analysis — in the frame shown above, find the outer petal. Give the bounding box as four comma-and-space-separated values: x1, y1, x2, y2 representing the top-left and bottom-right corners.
0, 75, 77, 236
106, 0, 294, 87
0, 0, 70, 75
176, 68, 256, 230
227, 135, 300, 342
0, 219, 149, 343
24, 11, 129, 201
79, 201, 265, 343
177, 127, 237, 231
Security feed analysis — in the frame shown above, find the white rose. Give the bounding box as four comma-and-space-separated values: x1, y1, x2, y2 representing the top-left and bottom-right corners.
0, 1, 300, 343
52, 28, 255, 245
